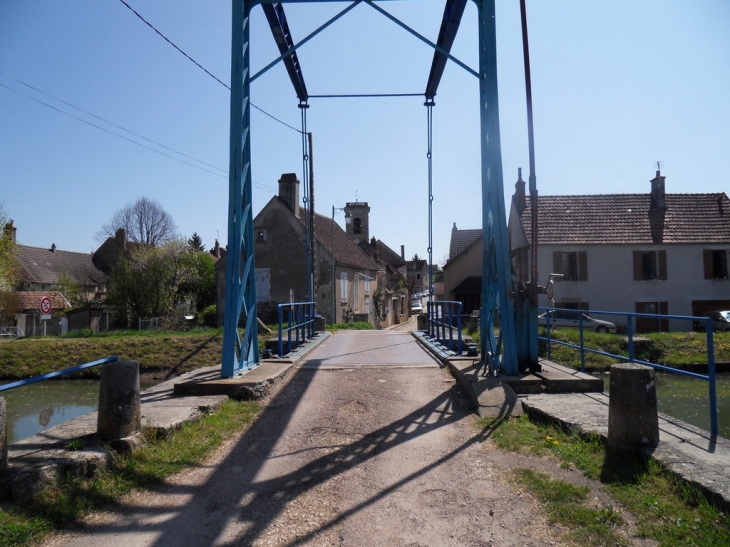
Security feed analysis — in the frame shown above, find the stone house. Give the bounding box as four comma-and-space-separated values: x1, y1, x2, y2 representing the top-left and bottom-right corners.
217, 174, 384, 326
443, 170, 730, 332
16, 241, 108, 303
358, 237, 410, 327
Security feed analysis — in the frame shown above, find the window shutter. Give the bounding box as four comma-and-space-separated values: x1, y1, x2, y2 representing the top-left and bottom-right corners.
658, 250, 667, 280
341, 272, 348, 301
633, 251, 642, 281
553, 252, 562, 276
578, 251, 588, 281
703, 250, 713, 279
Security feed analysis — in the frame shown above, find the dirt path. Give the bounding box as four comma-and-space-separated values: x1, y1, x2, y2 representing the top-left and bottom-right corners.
45, 330, 579, 546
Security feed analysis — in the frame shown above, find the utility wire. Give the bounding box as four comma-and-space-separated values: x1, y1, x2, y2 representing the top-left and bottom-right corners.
0, 81, 225, 178
118, 0, 303, 135
0, 71, 225, 174
0, 77, 277, 192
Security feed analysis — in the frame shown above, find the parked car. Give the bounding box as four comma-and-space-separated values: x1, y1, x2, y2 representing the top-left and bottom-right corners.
695, 311, 730, 332
538, 309, 616, 333
410, 300, 423, 314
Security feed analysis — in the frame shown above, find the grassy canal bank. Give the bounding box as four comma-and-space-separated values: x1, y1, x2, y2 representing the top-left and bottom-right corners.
0, 329, 225, 381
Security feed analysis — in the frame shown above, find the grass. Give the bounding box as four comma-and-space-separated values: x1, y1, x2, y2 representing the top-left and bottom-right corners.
0, 330, 225, 380
482, 415, 730, 547
0, 398, 260, 547
327, 321, 374, 331
536, 330, 730, 372
511, 468, 627, 546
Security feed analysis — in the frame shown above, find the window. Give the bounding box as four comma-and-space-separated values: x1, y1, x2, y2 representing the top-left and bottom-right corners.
636, 301, 668, 333
552, 251, 587, 281
633, 250, 667, 281
703, 249, 728, 280
353, 218, 362, 235
256, 230, 267, 242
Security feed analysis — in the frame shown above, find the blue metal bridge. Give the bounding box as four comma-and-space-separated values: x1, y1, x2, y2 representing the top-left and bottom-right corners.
222, 0, 543, 378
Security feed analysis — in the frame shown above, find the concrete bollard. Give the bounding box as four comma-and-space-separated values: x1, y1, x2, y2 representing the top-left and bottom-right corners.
0, 397, 6, 473
608, 363, 659, 450
97, 360, 141, 441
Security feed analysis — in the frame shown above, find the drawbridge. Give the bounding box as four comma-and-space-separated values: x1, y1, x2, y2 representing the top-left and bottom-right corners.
222, 0, 546, 378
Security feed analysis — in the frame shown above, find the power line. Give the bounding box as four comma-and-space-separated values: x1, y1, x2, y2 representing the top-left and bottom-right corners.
0, 81, 226, 178
118, 0, 303, 135
1, 75, 279, 193
0, 71, 226, 174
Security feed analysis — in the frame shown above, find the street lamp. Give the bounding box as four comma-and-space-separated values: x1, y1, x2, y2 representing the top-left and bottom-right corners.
331, 206, 352, 324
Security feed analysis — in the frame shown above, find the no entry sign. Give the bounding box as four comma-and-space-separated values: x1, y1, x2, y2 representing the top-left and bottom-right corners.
40, 296, 52, 315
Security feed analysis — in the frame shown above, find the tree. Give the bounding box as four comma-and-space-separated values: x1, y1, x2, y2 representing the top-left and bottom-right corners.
97, 196, 177, 246
0, 203, 20, 288
106, 239, 214, 327
411, 253, 421, 261
188, 232, 205, 252
0, 289, 21, 326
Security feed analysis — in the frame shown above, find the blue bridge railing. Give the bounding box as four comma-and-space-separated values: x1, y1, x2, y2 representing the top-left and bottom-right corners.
426, 300, 463, 354
277, 301, 316, 357
539, 307, 719, 438
0, 356, 119, 392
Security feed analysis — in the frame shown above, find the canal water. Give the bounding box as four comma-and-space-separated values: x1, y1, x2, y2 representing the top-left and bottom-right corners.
1, 373, 728, 444
1, 377, 160, 445
596, 371, 730, 439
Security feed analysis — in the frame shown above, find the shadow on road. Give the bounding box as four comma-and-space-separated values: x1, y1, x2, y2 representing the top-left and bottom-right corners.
78, 365, 503, 546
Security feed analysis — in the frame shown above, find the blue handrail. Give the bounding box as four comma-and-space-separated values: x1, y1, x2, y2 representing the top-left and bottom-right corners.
539, 307, 718, 438
277, 301, 316, 357
0, 356, 119, 392
426, 300, 463, 354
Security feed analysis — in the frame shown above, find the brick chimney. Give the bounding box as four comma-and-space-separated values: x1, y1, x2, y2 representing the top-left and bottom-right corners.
650, 169, 666, 210
3, 220, 16, 243
512, 167, 527, 214
649, 169, 667, 243
278, 173, 300, 217
400, 245, 405, 260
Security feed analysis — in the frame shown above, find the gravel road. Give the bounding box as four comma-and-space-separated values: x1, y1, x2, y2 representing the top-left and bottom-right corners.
45, 332, 565, 547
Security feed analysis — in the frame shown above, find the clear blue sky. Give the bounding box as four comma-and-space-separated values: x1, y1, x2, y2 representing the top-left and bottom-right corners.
2, 1, 729, 265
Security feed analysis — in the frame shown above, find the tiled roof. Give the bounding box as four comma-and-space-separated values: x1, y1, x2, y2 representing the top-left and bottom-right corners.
311, 213, 380, 271
17, 245, 108, 286
519, 193, 730, 244
449, 226, 482, 260
369, 239, 406, 268
16, 291, 70, 311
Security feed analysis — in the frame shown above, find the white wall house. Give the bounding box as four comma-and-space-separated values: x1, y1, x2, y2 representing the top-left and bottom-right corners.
445, 170, 730, 332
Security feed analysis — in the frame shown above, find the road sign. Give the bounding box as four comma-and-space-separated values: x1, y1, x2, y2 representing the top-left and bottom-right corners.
40, 297, 52, 315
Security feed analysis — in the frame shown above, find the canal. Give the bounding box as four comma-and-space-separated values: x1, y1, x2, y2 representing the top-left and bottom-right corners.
2, 377, 161, 444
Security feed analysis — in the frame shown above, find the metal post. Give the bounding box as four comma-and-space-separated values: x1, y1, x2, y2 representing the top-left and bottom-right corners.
223, 0, 259, 378
331, 206, 336, 325
707, 321, 718, 438
477, 0, 518, 374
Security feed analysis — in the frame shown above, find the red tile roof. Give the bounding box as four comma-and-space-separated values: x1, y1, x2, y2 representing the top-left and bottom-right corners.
449, 226, 482, 260
16, 291, 70, 311
520, 193, 730, 244
312, 212, 379, 270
